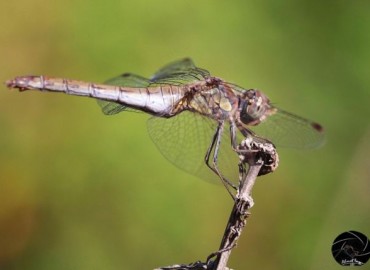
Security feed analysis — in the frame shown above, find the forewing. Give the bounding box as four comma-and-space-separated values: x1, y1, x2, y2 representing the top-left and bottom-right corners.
249, 107, 325, 149
147, 112, 241, 185
150, 58, 210, 85
151, 58, 196, 79
97, 73, 151, 115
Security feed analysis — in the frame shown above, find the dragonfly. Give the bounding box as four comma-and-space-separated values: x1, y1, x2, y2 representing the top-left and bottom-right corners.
6, 58, 324, 194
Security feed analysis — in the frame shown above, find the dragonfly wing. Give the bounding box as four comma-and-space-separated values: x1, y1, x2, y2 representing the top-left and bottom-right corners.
147, 112, 242, 185
96, 100, 128, 115
105, 73, 150, 87
97, 73, 151, 115
249, 107, 325, 149
151, 58, 197, 79
98, 59, 209, 114
150, 58, 210, 85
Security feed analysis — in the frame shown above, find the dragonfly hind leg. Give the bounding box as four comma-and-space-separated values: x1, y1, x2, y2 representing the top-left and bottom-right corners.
204, 121, 238, 198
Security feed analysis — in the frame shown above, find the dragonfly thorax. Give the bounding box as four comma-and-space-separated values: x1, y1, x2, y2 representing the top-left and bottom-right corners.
239, 89, 273, 126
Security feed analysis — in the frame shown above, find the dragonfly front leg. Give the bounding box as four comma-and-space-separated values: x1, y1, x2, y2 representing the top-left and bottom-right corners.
231, 121, 260, 153
204, 121, 238, 198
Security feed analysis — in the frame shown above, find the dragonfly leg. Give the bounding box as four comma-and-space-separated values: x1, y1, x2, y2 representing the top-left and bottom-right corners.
229, 121, 239, 150
204, 121, 237, 198
232, 121, 261, 153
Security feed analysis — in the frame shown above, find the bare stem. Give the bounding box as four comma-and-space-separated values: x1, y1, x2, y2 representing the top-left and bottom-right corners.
211, 163, 263, 270
155, 140, 278, 270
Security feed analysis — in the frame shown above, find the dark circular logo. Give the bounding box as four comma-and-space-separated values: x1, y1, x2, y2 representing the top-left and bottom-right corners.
332, 231, 370, 266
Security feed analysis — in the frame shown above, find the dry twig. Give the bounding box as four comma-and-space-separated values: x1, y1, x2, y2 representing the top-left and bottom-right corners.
156, 138, 278, 270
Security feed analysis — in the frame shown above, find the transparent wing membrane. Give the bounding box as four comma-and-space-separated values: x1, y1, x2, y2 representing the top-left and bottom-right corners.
249, 107, 325, 149
147, 112, 241, 184
151, 58, 210, 85
97, 73, 151, 115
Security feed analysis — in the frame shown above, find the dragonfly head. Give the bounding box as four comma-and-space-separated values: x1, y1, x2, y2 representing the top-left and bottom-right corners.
240, 89, 273, 126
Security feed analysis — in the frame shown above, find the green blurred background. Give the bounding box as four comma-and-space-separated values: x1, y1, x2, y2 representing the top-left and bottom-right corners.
0, 0, 369, 269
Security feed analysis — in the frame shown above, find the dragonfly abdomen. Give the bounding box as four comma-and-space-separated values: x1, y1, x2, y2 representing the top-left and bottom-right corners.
6, 76, 119, 96
6, 76, 186, 115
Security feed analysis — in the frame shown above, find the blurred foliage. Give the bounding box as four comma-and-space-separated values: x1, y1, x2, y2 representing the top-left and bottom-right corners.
0, 0, 369, 269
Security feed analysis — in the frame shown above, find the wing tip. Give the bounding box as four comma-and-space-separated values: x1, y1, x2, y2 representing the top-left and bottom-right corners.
311, 122, 324, 133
